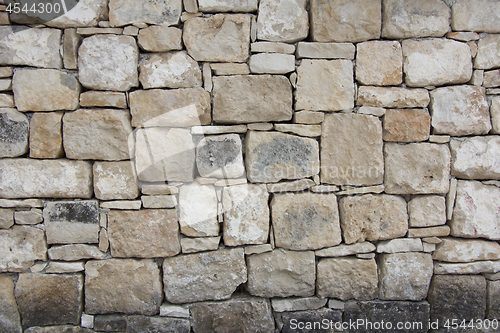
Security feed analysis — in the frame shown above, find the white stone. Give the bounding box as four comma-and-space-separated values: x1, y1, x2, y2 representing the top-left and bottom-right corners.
93, 161, 139, 200
274, 124, 322, 137
296, 42, 355, 59
249, 53, 295, 74
433, 238, 500, 263
37, 0, 108, 28
357, 86, 430, 108
109, 0, 181, 27
141, 195, 176, 209
45, 261, 85, 273
447, 178, 458, 220
452, 0, 500, 33
250, 42, 295, 54
376, 238, 423, 254
197, 0, 258, 12
48, 244, 106, 261
475, 35, 500, 70
100, 200, 142, 210
358, 106, 386, 117
450, 136, 500, 179
408, 196, 446, 227
244, 244, 273, 255
492, 97, 500, 134
178, 182, 219, 237
315, 242, 376, 257
267, 179, 315, 193
434, 261, 500, 274
256, 0, 308, 43
0, 226, 47, 272
14, 209, 42, 225
160, 304, 190, 318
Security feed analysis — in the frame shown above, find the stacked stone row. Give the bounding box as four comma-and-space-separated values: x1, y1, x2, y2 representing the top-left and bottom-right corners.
1, 0, 500, 332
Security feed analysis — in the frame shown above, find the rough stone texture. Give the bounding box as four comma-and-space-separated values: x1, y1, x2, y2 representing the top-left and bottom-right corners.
0, 226, 46, 272
271, 297, 327, 312
0, 159, 93, 199
317, 257, 378, 301
126, 316, 190, 333
384, 143, 451, 194
403, 39, 472, 87
48, 244, 106, 261
487, 280, 500, 319
14, 209, 43, 225
141, 195, 176, 209
382, 0, 450, 38
356, 41, 402, 86
139, 51, 202, 89
85, 259, 162, 315
93, 161, 139, 200
271, 192, 341, 250
245, 131, 319, 183
251, 41, 296, 54
0, 27, 62, 68
379, 252, 433, 301
310, 0, 381, 43
491, 98, 500, 134
62, 29, 81, 70
450, 137, 500, 179
433, 238, 500, 263
408, 195, 446, 227
376, 238, 423, 253
183, 14, 251, 62
434, 261, 500, 275
339, 194, 408, 244
0, 108, 28, 158
315, 242, 376, 257
213, 75, 292, 124
274, 124, 321, 137
191, 297, 275, 333
247, 249, 315, 298
357, 86, 430, 108
276, 308, 342, 333
450, 180, 500, 240
430, 85, 491, 136
178, 183, 218, 237
198, 0, 258, 12
180, 236, 220, 254
79, 91, 127, 109
0, 208, 14, 229
484, 70, 500, 88
408, 226, 450, 238
0, 94, 14, 108
452, 0, 500, 33
63, 109, 132, 161
256, 0, 308, 43
296, 42, 355, 59
163, 248, 246, 303
0, 274, 22, 333
29, 112, 64, 159
78, 35, 139, 91
295, 59, 354, 111
475, 34, 500, 70
249, 53, 295, 74
196, 134, 244, 178
137, 26, 183, 52
12, 69, 80, 112
109, 0, 181, 27
93, 315, 127, 332
15, 273, 83, 328
108, 209, 180, 258
428, 275, 486, 322
321, 114, 383, 186
383, 109, 430, 142
223, 184, 269, 246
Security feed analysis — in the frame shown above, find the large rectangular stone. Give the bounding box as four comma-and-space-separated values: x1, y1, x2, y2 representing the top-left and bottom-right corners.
357, 86, 430, 108
0, 226, 47, 272
451, 136, 500, 179
109, 0, 181, 27
452, 0, 500, 33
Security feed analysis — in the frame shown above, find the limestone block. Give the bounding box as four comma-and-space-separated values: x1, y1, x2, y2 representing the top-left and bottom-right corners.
178, 182, 218, 237
180, 237, 220, 254
315, 242, 376, 257
0, 226, 47, 272
137, 26, 183, 52
488, 280, 500, 319
197, 0, 258, 12
48, 244, 106, 261
93, 161, 139, 200
296, 42, 355, 59
0, 108, 28, 158
433, 238, 500, 263
293, 111, 325, 124
383, 109, 430, 142
210, 63, 250, 75
141, 195, 176, 209
109, 0, 181, 27
141, 184, 179, 195
62, 29, 81, 70
491, 97, 500, 134
249, 53, 295, 74
124, 316, 190, 333
484, 70, 500, 88
475, 34, 500, 70
450, 136, 500, 179
408, 226, 450, 238
452, 0, 500, 33
376, 238, 423, 254
14, 209, 43, 225
271, 297, 327, 313
408, 195, 446, 227
196, 134, 244, 178
29, 112, 64, 159
0, 94, 14, 108
357, 86, 430, 108
434, 261, 500, 274
0, 208, 13, 229
256, 0, 308, 43
356, 41, 403, 86
79, 91, 127, 109
160, 304, 189, 318
251, 42, 295, 54
0, 275, 22, 333
100, 200, 141, 210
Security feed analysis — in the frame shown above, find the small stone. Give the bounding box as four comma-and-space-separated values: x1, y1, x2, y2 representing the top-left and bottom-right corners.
429, 135, 450, 144
63, 29, 81, 70
357, 86, 430, 108
123, 25, 139, 35
85, 259, 162, 315
408, 195, 446, 227
296, 42, 355, 59
98, 229, 109, 252
0, 94, 15, 108
296, 59, 354, 111
310, 0, 381, 43
29, 112, 64, 159
141, 184, 179, 195
383, 109, 430, 143
293, 111, 324, 124
377, 238, 424, 254
433, 238, 500, 263
267, 179, 315, 193
358, 106, 385, 117
14, 209, 43, 225
356, 253, 376, 259
184, 14, 250, 62
470, 69, 485, 86
484, 70, 500, 88
447, 178, 458, 221
315, 242, 376, 257
435, 261, 500, 274
79, 91, 127, 109
244, 244, 273, 255
274, 124, 322, 137
78, 34, 139, 91
178, 183, 218, 237
45, 261, 85, 273
447, 31, 481, 42
403, 39, 472, 87
408, 226, 451, 238
423, 237, 442, 244
0, 226, 47, 272
109, 0, 181, 27
81, 314, 94, 329
247, 249, 315, 298
100, 200, 142, 210
451, 136, 500, 180
488, 88, 500, 94
250, 42, 295, 54
0, 209, 13, 229
197, 0, 258, 12
492, 98, 500, 134
137, 26, 183, 52
180, 236, 220, 254
0, 199, 44, 208
196, 134, 244, 179
48, 244, 106, 261
160, 304, 190, 318
108, 209, 180, 258
272, 297, 327, 312
0, 108, 28, 158
0, 274, 22, 333
452, 0, 500, 33
0, 79, 11, 91
141, 195, 176, 209
356, 41, 403, 86
210, 63, 250, 75
12, 69, 80, 112
328, 300, 345, 310
247, 123, 273, 131
256, 0, 308, 43
0, 67, 13, 78
423, 242, 436, 253
249, 53, 295, 74
475, 35, 500, 70
485, 272, 500, 281
76, 27, 124, 35
93, 161, 139, 200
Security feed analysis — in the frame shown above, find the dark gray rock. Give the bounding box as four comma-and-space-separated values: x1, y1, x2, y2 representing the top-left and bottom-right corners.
126, 316, 190, 333
276, 308, 343, 333
24, 326, 95, 333
0, 108, 29, 158
196, 134, 244, 178
0, 274, 22, 333
93, 314, 127, 332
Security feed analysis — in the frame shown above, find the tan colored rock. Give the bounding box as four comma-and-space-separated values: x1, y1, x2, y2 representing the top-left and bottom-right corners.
484, 70, 500, 88
315, 242, 376, 257
0, 199, 44, 208
447, 32, 480, 42
267, 179, 315, 193
141, 184, 179, 195
0, 274, 22, 333
45, 262, 85, 273
0, 209, 14, 229
0, 108, 28, 158
317, 258, 378, 300
475, 34, 500, 70
433, 238, 500, 263
382, 0, 450, 38
310, 0, 381, 43
249, 53, 295, 74
358, 106, 385, 117
321, 114, 383, 186
247, 249, 315, 298
0, 94, 14, 108
452, 0, 500, 33
0, 226, 47, 272
296, 42, 355, 59
251, 42, 295, 54
296, 59, 354, 111
78, 35, 139, 91
184, 14, 250, 62
376, 238, 423, 254
79, 91, 127, 109
339, 194, 408, 244
130, 88, 211, 127
178, 182, 218, 237
357, 86, 430, 108
109, 0, 181, 27
0, 159, 93, 199
163, 248, 247, 303
407, 226, 451, 238
14, 209, 43, 225
408, 195, 446, 227
180, 236, 220, 254
196, 134, 245, 178
384, 143, 451, 194
256, 0, 308, 43
141, 195, 176, 209
48, 244, 106, 261
403, 39, 472, 87
85, 259, 162, 315
137, 26, 183, 52
210, 63, 250, 75
450, 136, 500, 180
491, 98, 500, 134
434, 261, 500, 274
63, 29, 81, 70
93, 161, 138, 200
76, 27, 124, 34
29, 112, 64, 159
293, 111, 325, 124
198, 0, 258, 12
100, 200, 142, 210
356, 41, 403, 86
274, 124, 322, 137
213, 75, 292, 124
383, 109, 430, 142
12, 69, 80, 112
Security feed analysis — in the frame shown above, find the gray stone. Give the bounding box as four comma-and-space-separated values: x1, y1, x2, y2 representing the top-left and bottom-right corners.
197, 0, 258, 12
178, 182, 219, 237
267, 179, 315, 193
93, 161, 139, 200
356, 41, 403, 86
29, 112, 64, 159
0, 199, 44, 208
376, 238, 424, 254
487, 280, 500, 319
276, 308, 342, 333
141, 184, 179, 195
249, 53, 295, 74
408, 195, 446, 227
451, 136, 500, 179
48, 244, 106, 261
357, 86, 430, 108
0, 208, 13, 229
196, 134, 245, 178
256, 0, 308, 43
180, 236, 220, 254
210, 63, 250, 75
141, 195, 176, 209
14, 209, 43, 225
160, 304, 189, 318
271, 297, 327, 312
251, 42, 296, 54
433, 238, 500, 263
475, 34, 500, 70
0, 274, 22, 333
124, 316, 190, 333
0, 226, 47, 272
491, 98, 500, 134
274, 124, 322, 137
100, 200, 141, 210
109, 0, 181, 27
315, 242, 376, 257
296, 42, 355, 59
358, 107, 386, 117
63, 29, 81, 70
245, 244, 272, 255
137, 26, 183, 52
93, 315, 127, 332
45, 262, 85, 273
452, 0, 500, 33
0, 108, 28, 158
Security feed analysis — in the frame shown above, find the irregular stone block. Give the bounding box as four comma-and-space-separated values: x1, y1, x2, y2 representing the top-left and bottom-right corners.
296, 59, 354, 111
376, 238, 423, 254
137, 26, 183, 52
251, 41, 296, 54
484, 70, 500, 88
245, 131, 319, 183
198, 0, 258, 11
48, 244, 106, 261
184, 14, 250, 62
0, 226, 46, 272
487, 280, 500, 319
93, 315, 127, 332
356, 41, 402, 86
0, 159, 93, 199
433, 238, 500, 263
0, 208, 14, 229
434, 261, 500, 275
45, 262, 85, 273
62, 29, 81, 70
0, 108, 28, 158
271, 297, 327, 312
451, 136, 500, 180
213, 75, 292, 124
339, 194, 408, 244
256, 0, 308, 43
180, 236, 220, 254
321, 114, 383, 186
126, 316, 190, 333
491, 98, 500, 134
271, 192, 341, 250
274, 124, 322, 138
296, 42, 355, 59
317, 257, 378, 301
29, 112, 64, 159
141, 195, 176, 209
384, 143, 451, 194
0, 94, 14, 108
383, 109, 430, 142
403, 39, 472, 87
357, 86, 430, 108
178, 182, 218, 237
0, 27, 62, 68
450, 180, 500, 240
163, 248, 247, 303
315, 242, 376, 257
249, 53, 295, 74
310, 0, 381, 43
475, 35, 500, 70
109, 0, 181, 27
160, 304, 189, 318
210, 63, 250, 75
408, 226, 450, 238
100, 200, 141, 210
276, 308, 342, 333
78, 35, 139, 91
408, 195, 446, 227
79, 91, 127, 109
12, 69, 80, 112
0, 275, 22, 333
452, 0, 500, 33
14, 209, 43, 225
196, 134, 244, 178
93, 161, 138, 200
246, 249, 315, 298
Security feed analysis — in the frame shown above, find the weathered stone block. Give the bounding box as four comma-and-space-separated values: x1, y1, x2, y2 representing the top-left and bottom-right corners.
433, 238, 500, 263
0, 275, 22, 333
14, 209, 43, 225
198, 0, 258, 12
0, 108, 28, 158
0, 226, 46, 272
356, 41, 403, 86
196, 134, 244, 178
63, 29, 81, 70
79, 91, 127, 109
296, 42, 355, 59
126, 316, 190, 333
0, 208, 13, 229
450, 136, 500, 179
383, 109, 430, 142
376, 238, 423, 254
48, 244, 106, 261
315, 242, 376, 257
256, 0, 308, 43
408, 195, 446, 227
137, 26, 183, 52
271, 297, 327, 312
178, 182, 218, 237
109, 0, 181, 27
475, 34, 500, 70
29, 112, 64, 159
180, 236, 220, 254
452, 0, 500, 33
357, 86, 430, 108
248, 53, 295, 74
487, 280, 500, 319
93, 161, 139, 200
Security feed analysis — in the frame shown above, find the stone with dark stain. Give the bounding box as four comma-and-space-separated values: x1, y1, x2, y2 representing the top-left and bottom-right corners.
196, 134, 244, 178
0, 108, 29, 158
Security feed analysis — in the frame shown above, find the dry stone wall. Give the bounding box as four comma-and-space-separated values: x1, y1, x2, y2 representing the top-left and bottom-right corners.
0, 0, 500, 332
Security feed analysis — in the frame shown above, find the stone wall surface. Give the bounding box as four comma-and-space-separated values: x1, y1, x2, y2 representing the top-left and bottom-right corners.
0, 0, 500, 332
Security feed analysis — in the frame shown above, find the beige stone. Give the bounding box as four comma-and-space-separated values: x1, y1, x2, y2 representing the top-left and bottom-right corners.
196, 134, 245, 178
293, 111, 325, 124
356, 41, 403, 86
447, 32, 480, 42
0, 209, 14, 229
0, 79, 11, 91
45, 262, 85, 273
137, 26, 183, 52
315, 242, 376, 257
321, 114, 383, 186
12, 69, 80, 112
429, 135, 451, 144
93, 161, 138, 200
29, 112, 64, 159
0, 199, 44, 208
160, 303, 190, 318
383, 109, 430, 142
184, 14, 250, 62
245, 244, 272, 255
267, 179, 315, 193
317, 257, 378, 300
163, 248, 247, 303
79, 91, 127, 109
180, 236, 220, 254
0, 226, 47, 272
450, 136, 500, 180
0, 68, 13, 78
492, 97, 500, 134
249, 53, 295, 74
337, 185, 385, 196
484, 70, 500, 88
0, 108, 29, 158
0, 94, 14, 108
408, 195, 446, 227
178, 182, 219, 237
250, 42, 296, 54
256, 0, 308, 43
408, 226, 451, 238
452, 0, 500, 33
384, 143, 451, 194
198, 0, 258, 12
310, 0, 381, 43
210, 63, 250, 75
76, 27, 124, 35
48, 244, 106, 261
109, 0, 181, 26
296, 42, 355, 59
246, 123, 273, 131
339, 194, 408, 244
296, 59, 354, 111
376, 238, 424, 254
475, 34, 500, 70
14, 209, 43, 225
0, 274, 22, 333
271, 297, 327, 312
213, 75, 292, 124
357, 86, 430, 108
434, 260, 500, 274
99, 200, 142, 210
63, 29, 81, 70
433, 238, 500, 263
358, 106, 386, 117
274, 124, 321, 137
141, 184, 179, 195
403, 39, 472, 87
141, 195, 176, 209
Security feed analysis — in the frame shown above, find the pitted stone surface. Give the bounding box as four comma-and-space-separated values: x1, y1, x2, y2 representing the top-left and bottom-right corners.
475, 34, 500, 70
48, 244, 106, 261
452, 0, 500, 33
450, 136, 500, 179
196, 134, 244, 178
29, 112, 64, 159
93, 161, 139, 200
256, 0, 308, 43
0, 226, 47, 272
356, 41, 402, 86
0, 108, 28, 158
109, 0, 181, 27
